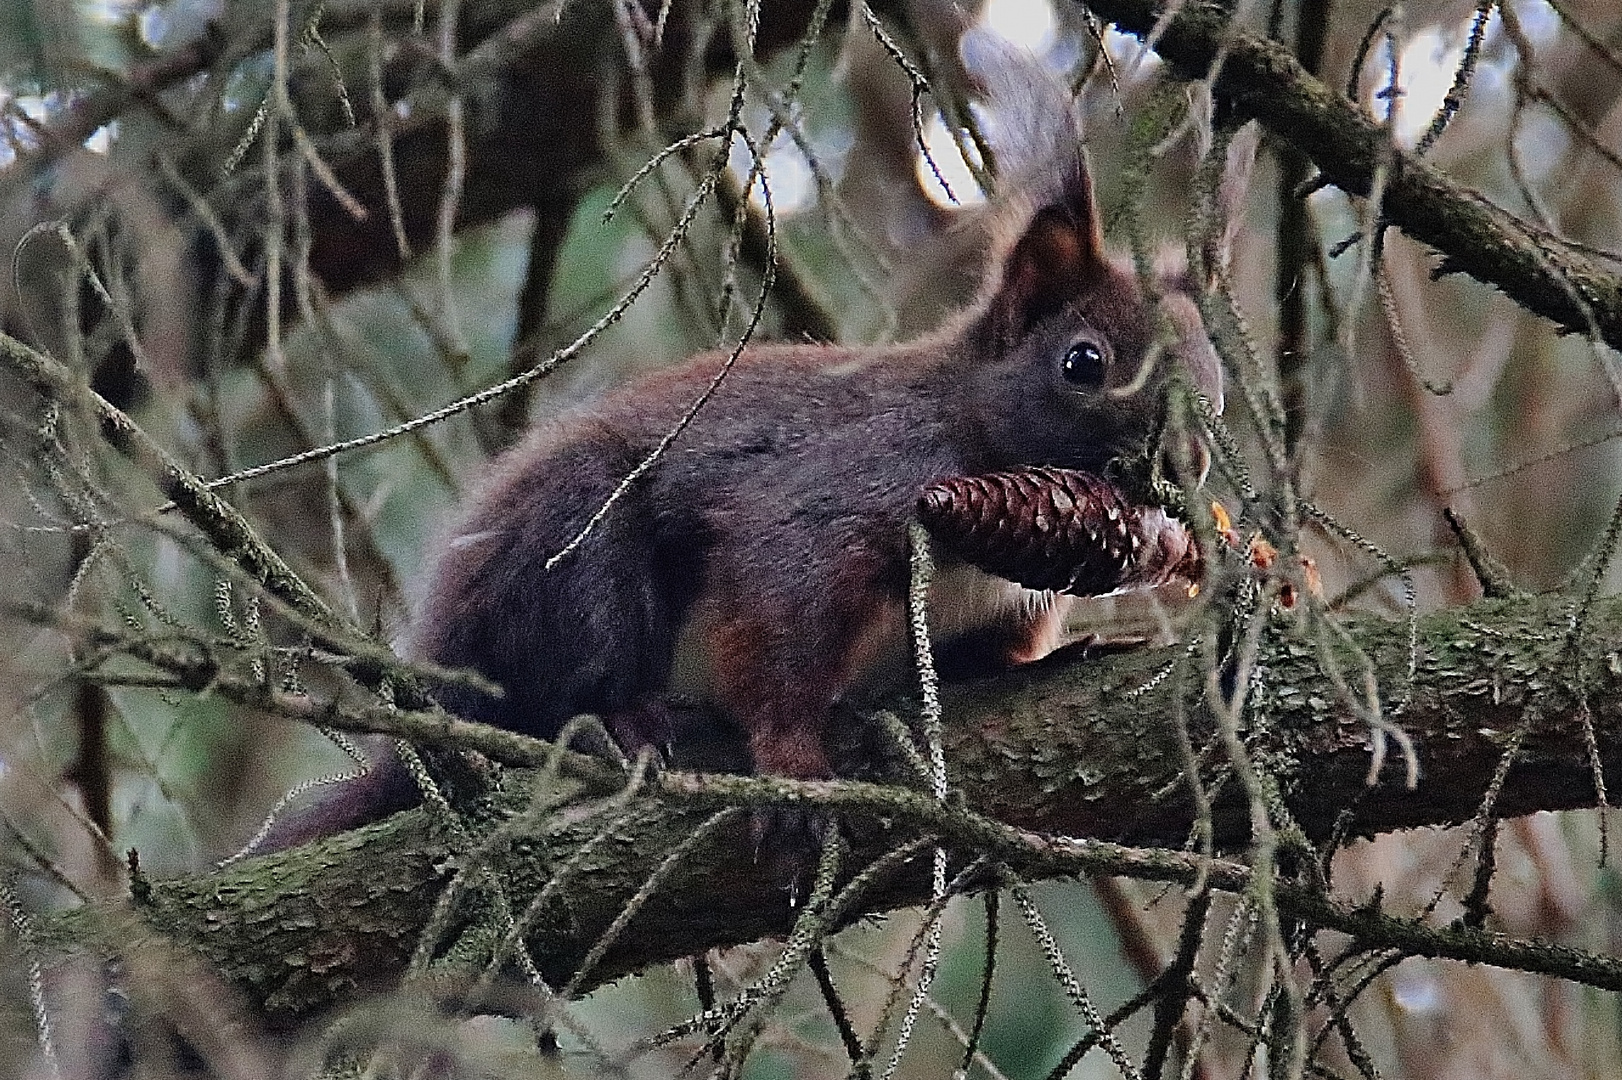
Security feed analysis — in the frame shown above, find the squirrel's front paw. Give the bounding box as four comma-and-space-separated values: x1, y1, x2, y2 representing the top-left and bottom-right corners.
605, 699, 680, 765
751, 806, 837, 905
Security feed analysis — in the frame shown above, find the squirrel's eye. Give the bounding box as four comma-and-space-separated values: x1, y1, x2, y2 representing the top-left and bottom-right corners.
1062, 341, 1107, 387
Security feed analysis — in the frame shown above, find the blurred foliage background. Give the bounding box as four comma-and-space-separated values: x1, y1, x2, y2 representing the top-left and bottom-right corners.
1, 0, 1621, 1077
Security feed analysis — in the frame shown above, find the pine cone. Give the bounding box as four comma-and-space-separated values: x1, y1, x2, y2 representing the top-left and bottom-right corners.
916, 466, 1203, 596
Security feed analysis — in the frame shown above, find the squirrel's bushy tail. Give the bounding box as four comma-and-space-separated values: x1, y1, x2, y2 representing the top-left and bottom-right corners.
959, 27, 1088, 210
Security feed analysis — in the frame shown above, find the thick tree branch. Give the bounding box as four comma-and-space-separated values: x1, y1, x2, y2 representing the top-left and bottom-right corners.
33, 590, 1622, 1027
1080, 0, 1622, 351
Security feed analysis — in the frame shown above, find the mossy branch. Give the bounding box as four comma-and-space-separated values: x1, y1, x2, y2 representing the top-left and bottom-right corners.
30, 590, 1622, 1027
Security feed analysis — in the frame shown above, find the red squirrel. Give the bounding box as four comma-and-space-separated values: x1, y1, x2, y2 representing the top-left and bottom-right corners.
408, 172, 1220, 795
252, 62, 1222, 856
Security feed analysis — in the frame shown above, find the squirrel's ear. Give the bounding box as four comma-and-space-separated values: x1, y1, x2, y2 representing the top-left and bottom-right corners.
987, 153, 1108, 342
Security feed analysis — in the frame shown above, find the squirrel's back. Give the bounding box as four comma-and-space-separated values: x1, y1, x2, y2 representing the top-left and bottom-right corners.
409, 338, 966, 737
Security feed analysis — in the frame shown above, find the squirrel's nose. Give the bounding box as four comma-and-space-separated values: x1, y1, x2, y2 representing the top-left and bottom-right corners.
1160, 291, 1225, 416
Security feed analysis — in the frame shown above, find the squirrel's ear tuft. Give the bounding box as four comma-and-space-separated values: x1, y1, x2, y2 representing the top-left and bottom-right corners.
962, 30, 1108, 343
987, 152, 1108, 341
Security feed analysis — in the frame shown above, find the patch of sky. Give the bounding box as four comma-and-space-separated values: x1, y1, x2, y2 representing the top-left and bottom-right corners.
731, 127, 817, 218
979, 0, 1059, 53
1375, 0, 1559, 150
136, 0, 222, 50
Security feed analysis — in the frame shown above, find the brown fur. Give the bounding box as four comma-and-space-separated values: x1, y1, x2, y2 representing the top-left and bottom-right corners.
408, 153, 1220, 785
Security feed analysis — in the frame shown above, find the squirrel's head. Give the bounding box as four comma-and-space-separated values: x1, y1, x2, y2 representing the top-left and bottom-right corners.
945, 37, 1222, 488
954, 143, 1222, 487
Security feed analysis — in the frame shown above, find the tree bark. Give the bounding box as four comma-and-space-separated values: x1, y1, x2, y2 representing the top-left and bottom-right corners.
33, 589, 1622, 1028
